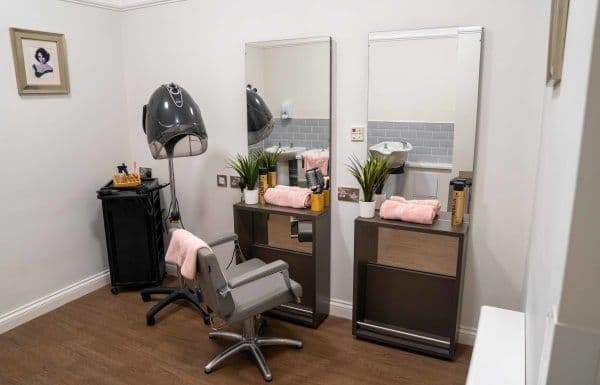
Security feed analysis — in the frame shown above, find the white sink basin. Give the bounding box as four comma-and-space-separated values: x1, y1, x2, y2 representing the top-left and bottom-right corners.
369, 141, 413, 168
265, 145, 307, 161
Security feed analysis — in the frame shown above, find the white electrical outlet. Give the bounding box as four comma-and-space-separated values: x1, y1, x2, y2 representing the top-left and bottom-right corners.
351, 127, 364, 142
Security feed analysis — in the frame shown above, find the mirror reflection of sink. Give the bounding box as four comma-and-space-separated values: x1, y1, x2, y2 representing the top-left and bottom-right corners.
369, 141, 413, 168
265, 145, 307, 161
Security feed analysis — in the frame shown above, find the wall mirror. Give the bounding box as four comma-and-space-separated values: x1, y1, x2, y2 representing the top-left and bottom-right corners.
367, 27, 482, 212
246, 36, 332, 188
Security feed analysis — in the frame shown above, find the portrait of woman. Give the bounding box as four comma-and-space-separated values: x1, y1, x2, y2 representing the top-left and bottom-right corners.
32, 47, 53, 78
10, 28, 70, 94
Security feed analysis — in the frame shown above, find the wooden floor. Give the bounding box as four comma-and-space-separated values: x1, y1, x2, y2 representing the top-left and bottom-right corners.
0, 280, 471, 385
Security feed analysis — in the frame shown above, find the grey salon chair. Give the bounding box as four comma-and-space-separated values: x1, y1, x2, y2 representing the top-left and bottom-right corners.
196, 234, 303, 382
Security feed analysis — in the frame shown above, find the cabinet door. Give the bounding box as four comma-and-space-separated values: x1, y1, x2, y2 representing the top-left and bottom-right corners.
364, 263, 458, 338
377, 227, 459, 277
105, 199, 154, 284
251, 245, 315, 309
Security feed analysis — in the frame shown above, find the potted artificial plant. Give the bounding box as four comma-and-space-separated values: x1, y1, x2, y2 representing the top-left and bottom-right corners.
347, 154, 391, 218
373, 160, 391, 210
228, 153, 259, 204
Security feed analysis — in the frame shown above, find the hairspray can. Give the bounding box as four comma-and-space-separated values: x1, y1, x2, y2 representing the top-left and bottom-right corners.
451, 181, 465, 226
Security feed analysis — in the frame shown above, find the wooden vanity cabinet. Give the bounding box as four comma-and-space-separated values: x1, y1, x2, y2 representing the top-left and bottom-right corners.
352, 212, 469, 359
233, 202, 331, 328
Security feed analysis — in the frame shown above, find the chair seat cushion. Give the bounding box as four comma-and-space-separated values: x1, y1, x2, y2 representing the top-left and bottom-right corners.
224, 258, 302, 324
225, 258, 266, 279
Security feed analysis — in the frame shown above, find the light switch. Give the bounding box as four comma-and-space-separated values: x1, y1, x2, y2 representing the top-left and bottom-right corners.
351, 127, 364, 142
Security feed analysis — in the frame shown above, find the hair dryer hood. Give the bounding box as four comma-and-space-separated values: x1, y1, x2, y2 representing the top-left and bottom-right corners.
247, 86, 274, 145
143, 83, 208, 159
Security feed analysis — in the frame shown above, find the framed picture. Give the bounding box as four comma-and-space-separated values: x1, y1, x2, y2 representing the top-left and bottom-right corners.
9, 28, 70, 95
546, 0, 570, 86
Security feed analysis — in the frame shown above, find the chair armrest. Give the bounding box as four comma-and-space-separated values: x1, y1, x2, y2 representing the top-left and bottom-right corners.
208, 233, 239, 248
227, 260, 289, 289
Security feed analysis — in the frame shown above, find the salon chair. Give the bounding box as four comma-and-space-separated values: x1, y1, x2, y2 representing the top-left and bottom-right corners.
196, 233, 303, 382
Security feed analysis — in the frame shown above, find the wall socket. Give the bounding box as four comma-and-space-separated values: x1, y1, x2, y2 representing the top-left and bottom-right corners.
216, 174, 227, 187
338, 187, 360, 202
230, 176, 241, 188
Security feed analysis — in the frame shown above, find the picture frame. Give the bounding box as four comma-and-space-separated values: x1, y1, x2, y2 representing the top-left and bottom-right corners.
9, 28, 70, 95
546, 0, 570, 86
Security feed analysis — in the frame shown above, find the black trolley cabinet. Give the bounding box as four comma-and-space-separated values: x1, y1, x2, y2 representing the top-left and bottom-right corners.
97, 178, 167, 294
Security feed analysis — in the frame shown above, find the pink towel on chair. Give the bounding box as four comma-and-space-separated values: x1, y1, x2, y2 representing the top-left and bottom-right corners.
264, 185, 311, 208
303, 151, 329, 176
379, 199, 437, 225
389, 196, 442, 213
165, 229, 212, 280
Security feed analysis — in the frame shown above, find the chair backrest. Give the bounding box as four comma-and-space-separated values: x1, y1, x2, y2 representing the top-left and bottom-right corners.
196, 247, 235, 318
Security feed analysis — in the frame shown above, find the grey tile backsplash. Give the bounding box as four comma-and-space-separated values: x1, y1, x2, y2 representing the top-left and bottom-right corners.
249, 118, 330, 151
367, 121, 454, 165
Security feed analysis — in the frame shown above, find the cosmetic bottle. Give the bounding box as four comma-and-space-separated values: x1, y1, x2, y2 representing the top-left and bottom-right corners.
451, 181, 465, 226
268, 165, 277, 187
259, 167, 268, 205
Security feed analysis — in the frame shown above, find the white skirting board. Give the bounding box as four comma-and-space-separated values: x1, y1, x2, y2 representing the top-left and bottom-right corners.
0, 270, 110, 335
329, 298, 477, 346
0, 267, 477, 346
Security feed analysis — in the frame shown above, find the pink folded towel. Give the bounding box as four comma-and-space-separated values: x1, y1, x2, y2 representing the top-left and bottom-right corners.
265, 185, 311, 208
379, 199, 437, 225
389, 196, 442, 213
303, 151, 329, 176
165, 229, 212, 280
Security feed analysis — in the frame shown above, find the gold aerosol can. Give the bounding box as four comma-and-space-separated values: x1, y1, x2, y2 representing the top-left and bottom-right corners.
267, 165, 277, 187
451, 180, 466, 226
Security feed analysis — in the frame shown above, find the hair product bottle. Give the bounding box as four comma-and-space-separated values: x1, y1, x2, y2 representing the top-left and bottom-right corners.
268, 165, 277, 187
451, 181, 465, 226
259, 167, 268, 205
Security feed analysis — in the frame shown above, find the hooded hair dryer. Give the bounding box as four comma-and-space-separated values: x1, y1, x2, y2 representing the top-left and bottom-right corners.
246, 85, 274, 145
143, 83, 208, 159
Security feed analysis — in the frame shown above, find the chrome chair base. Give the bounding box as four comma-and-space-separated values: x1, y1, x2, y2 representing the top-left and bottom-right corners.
204, 317, 302, 382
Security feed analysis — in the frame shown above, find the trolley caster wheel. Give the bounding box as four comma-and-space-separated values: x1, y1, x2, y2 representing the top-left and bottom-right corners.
203, 315, 211, 326
146, 315, 156, 326
141, 293, 151, 302
110, 287, 119, 295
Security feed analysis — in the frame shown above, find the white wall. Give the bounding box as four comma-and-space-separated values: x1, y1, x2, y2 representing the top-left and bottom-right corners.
247, 42, 330, 119
369, 37, 457, 122
121, 0, 548, 333
523, 0, 600, 383
0, 1, 127, 317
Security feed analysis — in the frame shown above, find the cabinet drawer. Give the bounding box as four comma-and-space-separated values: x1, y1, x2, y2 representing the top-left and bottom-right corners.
377, 227, 459, 277
364, 262, 457, 338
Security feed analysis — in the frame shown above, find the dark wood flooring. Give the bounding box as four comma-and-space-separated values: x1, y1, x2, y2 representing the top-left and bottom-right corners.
0, 279, 471, 385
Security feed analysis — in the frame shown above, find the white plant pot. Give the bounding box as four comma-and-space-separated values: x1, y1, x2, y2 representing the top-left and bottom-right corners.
244, 189, 259, 204
373, 193, 387, 210
359, 201, 376, 218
